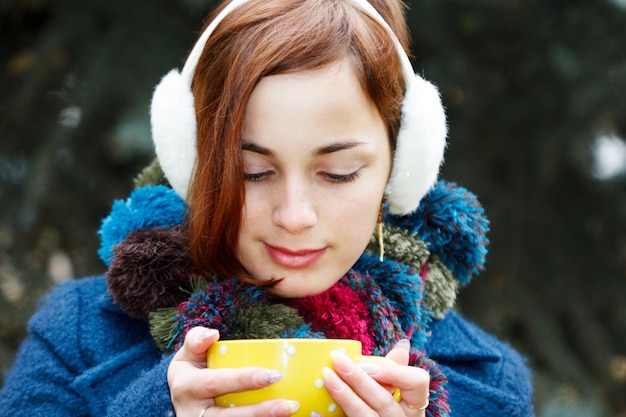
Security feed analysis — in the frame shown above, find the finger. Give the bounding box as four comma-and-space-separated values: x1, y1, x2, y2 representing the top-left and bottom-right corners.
358, 340, 429, 391
399, 394, 430, 417
386, 361, 429, 414
204, 399, 301, 417
321, 366, 376, 416
360, 360, 430, 390
360, 363, 430, 412
395, 374, 430, 415
362, 341, 430, 415
327, 351, 402, 417
173, 327, 220, 365
175, 367, 284, 399
385, 339, 411, 366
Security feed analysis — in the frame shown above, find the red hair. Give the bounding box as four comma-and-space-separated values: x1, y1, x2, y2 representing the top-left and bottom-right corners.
188, 0, 409, 281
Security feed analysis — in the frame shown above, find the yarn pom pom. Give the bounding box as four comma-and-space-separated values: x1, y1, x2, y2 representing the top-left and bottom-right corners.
288, 277, 377, 354
386, 180, 489, 284
107, 226, 194, 321
133, 158, 169, 189
98, 185, 185, 266
228, 303, 310, 341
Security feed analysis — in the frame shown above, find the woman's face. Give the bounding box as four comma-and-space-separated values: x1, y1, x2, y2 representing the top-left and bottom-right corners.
237, 59, 391, 298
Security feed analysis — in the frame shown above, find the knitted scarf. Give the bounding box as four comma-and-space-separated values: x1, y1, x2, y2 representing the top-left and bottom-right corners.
98, 161, 490, 417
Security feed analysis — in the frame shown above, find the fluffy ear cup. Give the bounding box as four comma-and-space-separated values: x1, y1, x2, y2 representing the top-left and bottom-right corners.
385, 74, 447, 215
346, 0, 447, 215
150, 70, 197, 200
150, 0, 248, 200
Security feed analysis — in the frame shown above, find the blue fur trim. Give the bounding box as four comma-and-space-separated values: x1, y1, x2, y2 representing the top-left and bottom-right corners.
386, 180, 490, 285
97, 185, 185, 266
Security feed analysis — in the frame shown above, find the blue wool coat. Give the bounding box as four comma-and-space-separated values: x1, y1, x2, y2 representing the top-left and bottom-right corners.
0, 276, 534, 416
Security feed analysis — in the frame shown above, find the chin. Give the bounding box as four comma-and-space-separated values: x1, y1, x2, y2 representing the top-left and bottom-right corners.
267, 280, 334, 299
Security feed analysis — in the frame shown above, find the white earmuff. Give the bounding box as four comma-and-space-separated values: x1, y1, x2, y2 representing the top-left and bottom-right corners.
150, 0, 447, 215
150, 0, 248, 199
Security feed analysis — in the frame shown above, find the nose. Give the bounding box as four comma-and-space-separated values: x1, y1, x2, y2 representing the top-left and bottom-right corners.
272, 179, 318, 234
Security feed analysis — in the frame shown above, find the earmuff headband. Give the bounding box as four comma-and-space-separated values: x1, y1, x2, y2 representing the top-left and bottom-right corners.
150, 0, 447, 215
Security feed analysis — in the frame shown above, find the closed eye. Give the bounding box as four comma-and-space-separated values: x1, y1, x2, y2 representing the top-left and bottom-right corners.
323, 170, 360, 184
245, 171, 272, 182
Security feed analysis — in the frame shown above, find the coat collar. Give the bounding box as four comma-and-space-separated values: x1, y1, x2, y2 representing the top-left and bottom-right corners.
425, 311, 501, 362
98, 287, 126, 315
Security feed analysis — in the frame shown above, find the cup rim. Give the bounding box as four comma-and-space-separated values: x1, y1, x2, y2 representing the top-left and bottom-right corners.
212, 338, 362, 345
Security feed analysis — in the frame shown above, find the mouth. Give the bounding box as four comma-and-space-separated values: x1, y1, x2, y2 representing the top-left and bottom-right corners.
264, 243, 327, 269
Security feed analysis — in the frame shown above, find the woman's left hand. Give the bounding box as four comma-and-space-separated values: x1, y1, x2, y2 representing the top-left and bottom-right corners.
323, 339, 430, 417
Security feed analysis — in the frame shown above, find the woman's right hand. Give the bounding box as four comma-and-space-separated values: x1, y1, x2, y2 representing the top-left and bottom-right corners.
167, 327, 301, 417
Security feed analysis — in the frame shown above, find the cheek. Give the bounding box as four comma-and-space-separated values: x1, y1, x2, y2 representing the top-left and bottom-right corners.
332, 190, 382, 240
240, 189, 268, 227
237, 201, 259, 252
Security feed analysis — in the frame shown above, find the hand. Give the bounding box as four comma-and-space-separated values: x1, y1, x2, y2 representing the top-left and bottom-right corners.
322, 339, 430, 416
167, 327, 301, 417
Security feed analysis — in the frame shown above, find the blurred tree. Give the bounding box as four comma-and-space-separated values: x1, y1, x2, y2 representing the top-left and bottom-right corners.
405, 1, 626, 414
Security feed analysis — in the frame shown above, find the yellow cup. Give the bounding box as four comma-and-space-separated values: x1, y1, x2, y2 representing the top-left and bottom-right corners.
207, 338, 391, 416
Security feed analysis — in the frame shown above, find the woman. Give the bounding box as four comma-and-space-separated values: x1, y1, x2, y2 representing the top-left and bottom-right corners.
0, 0, 534, 416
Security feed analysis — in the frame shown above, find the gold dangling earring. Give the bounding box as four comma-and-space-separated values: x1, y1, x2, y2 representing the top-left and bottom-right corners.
377, 202, 384, 262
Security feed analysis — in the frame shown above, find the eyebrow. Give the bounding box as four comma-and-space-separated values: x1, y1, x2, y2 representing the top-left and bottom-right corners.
242, 142, 272, 156
313, 141, 364, 156
241, 140, 364, 157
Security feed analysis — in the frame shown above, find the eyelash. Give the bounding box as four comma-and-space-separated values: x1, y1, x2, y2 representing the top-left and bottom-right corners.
244, 172, 268, 182
244, 171, 360, 184
323, 171, 360, 183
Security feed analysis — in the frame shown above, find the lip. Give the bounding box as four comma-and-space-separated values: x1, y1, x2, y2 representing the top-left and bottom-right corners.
264, 243, 327, 269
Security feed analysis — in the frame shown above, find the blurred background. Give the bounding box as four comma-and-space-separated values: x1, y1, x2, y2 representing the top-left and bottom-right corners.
1, 0, 625, 415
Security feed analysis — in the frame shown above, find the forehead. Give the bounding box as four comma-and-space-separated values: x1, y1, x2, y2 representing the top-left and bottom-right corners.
245, 60, 377, 127
241, 59, 388, 157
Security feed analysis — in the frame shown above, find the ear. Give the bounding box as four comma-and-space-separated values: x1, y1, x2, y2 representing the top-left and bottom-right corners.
385, 74, 447, 215
150, 69, 197, 200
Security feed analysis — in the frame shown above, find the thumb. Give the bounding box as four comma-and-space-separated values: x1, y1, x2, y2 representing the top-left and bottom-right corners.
385, 339, 410, 366
173, 327, 220, 365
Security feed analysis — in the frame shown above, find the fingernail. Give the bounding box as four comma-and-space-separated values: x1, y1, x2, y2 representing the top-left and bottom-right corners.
330, 350, 353, 374
322, 366, 344, 393
272, 400, 300, 415
394, 339, 411, 351
359, 361, 382, 375
254, 370, 283, 385
198, 328, 219, 340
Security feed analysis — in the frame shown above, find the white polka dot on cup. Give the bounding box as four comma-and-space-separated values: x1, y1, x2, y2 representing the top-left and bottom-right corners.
285, 344, 297, 356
